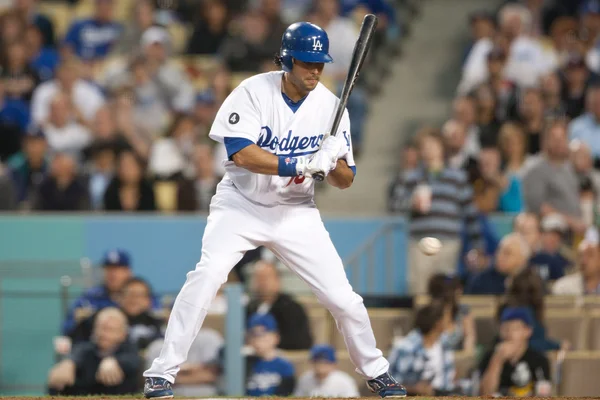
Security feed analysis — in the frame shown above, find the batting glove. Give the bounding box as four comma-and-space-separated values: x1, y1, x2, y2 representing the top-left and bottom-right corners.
306, 150, 338, 178
321, 134, 348, 160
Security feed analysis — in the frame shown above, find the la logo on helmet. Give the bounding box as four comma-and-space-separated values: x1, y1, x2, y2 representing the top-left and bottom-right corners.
312, 37, 323, 51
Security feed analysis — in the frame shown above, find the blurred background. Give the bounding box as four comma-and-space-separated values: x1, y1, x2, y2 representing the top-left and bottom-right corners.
4, 0, 600, 397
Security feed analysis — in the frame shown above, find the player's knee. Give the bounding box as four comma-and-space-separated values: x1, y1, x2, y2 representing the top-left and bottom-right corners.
321, 285, 364, 318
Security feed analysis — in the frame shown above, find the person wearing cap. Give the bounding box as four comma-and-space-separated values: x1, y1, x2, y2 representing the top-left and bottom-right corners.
388, 302, 457, 396
6, 128, 49, 207
62, 0, 123, 61
245, 313, 295, 396
569, 83, 600, 161
294, 344, 359, 397
478, 307, 550, 397
62, 249, 135, 335
553, 239, 600, 295
528, 213, 573, 283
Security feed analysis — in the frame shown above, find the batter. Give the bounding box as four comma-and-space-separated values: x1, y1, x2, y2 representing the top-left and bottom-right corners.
143, 22, 406, 399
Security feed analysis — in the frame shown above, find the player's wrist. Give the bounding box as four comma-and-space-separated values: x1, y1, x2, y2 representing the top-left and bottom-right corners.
277, 156, 308, 177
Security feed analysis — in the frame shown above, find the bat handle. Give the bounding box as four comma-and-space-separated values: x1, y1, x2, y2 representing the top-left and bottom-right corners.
313, 172, 325, 182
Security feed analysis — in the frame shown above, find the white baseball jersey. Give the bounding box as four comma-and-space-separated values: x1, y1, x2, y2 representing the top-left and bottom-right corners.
208, 71, 356, 206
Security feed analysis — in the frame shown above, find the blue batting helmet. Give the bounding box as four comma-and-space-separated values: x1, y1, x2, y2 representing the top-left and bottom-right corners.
280, 22, 333, 72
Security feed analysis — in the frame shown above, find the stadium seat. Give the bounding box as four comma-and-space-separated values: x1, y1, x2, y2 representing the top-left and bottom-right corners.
557, 351, 600, 396
461, 295, 499, 312
202, 313, 225, 336
307, 307, 331, 345
545, 309, 588, 350
115, 0, 135, 22
154, 181, 179, 213
586, 310, 600, 350
72, 0, 94, 19
279, 350, 311, 377
333, 308, 413, 354
545, 295, 582, 310
584, 296, 600, 310
168, 24, 190, 54
37, 2, 72, 39
471, 308, 498, 349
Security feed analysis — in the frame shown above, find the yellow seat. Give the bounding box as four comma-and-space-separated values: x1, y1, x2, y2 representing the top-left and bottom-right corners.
545, 295, 582, 310
72, 0, 94, 19
168, 24, 190, 54
37, 3, 73, 39
154, 181, 178, 212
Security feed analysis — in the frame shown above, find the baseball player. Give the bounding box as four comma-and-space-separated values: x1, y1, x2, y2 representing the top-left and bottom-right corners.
143, 22, 407, 399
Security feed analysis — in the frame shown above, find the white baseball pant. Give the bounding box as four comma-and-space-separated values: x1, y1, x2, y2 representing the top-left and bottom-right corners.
144, 181, 390, 382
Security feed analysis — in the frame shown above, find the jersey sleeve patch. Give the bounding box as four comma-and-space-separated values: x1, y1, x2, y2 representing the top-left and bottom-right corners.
224, 137, 255, 159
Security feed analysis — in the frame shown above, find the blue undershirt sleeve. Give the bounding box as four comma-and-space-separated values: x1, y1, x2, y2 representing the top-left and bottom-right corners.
224, 137, 254, 159
350, 165, 356, 176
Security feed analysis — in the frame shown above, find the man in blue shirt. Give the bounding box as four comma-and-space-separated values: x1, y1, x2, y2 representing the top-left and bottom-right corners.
569, 84, 600, 161
528, 214, 573, 283
63, 0, 123, 61
62, 249, 134, 335
245, 313, 295, 396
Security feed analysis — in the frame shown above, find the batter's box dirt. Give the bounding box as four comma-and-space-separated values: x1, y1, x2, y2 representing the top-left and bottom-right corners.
3, 397, 600, 400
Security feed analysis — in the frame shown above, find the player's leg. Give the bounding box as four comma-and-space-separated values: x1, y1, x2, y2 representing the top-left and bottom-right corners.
269, 207, 406, 397
144, 189, 263, 393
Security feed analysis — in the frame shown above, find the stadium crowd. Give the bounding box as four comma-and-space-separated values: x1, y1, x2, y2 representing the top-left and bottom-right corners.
0, 0, 399, 212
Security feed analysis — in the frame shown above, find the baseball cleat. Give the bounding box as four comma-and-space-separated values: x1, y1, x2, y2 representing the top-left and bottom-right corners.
144, 377, 174, 399
367, 371, 407, 398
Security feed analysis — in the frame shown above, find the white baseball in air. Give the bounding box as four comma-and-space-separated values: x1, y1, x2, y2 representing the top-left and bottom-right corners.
419, 237, 442, 256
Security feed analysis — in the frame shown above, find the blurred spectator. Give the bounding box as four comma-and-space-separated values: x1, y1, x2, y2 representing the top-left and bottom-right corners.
69, 277, 162, 351
561, 53, 592, 119
442, 120, 476, 175
0, 162, 16, 209
401, 141, 419, 171
0, 80, 30, 160
14, 0, 55, 48
62, 249, 133, 335
465, 11, 496, 61
513, 212, 541, 251
177, 143, 218, 212
486, 47, 518, 120
34, 152, 89, 211
570, 141, 600, 223
473, 145, 523, 213
247, 261, 313, 350
388, 302, 456, 396
256, 0, 287, 51
193, 90, 217, 137
26, 24, 60, 82
474, 84, 502, 146
110, 91, 152, 159
498, 268, 562, 352
1, 39, 41, 102
44, 92, 92, 160
245, 313, 295, 396
478, 307, 550, 397
103, 150, 156, 212
541, 72, 567, 118
452, 96, 481, 157
460, 3, 550, 93
146, 329, 222, 396
48, 307, 142, 395
517, 87, 545, 154
427, 274, 476, 353
523, 121, 584, 233
498, 122, 536, 179
220, 11, 273, 73
186, 0, 229, 55
466, 232, 530, 295
62, 0, 123, 61
0, 10, 27, 62
84, 140, 116, 210
148, 113, 197, 180
569, 84, 600, 159
528, 214, 573, 283
553, 239, 600, 294
6, 128, 49, 207
294, 344, 359, 398
31, 59, 105, 127
389, 130, 483, 294
112, 0, 155, 55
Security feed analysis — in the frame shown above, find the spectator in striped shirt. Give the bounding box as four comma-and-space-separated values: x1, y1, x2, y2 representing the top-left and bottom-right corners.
389, 129, 483, 294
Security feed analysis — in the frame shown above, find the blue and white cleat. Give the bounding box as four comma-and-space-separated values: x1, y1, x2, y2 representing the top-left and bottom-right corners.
144, 377, 174, 399
367, 372, 407, 398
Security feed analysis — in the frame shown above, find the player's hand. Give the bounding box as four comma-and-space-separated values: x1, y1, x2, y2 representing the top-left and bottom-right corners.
306, 150, 337, 178
320, 134, 348, 160
48, 360, 76, 390
96, 356, 124, 386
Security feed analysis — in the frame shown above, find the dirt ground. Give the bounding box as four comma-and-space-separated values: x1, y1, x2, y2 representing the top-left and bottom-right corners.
1, 397, 598, 400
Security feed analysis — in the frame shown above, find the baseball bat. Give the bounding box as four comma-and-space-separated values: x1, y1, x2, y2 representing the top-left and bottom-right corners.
313, 13, 378, 182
